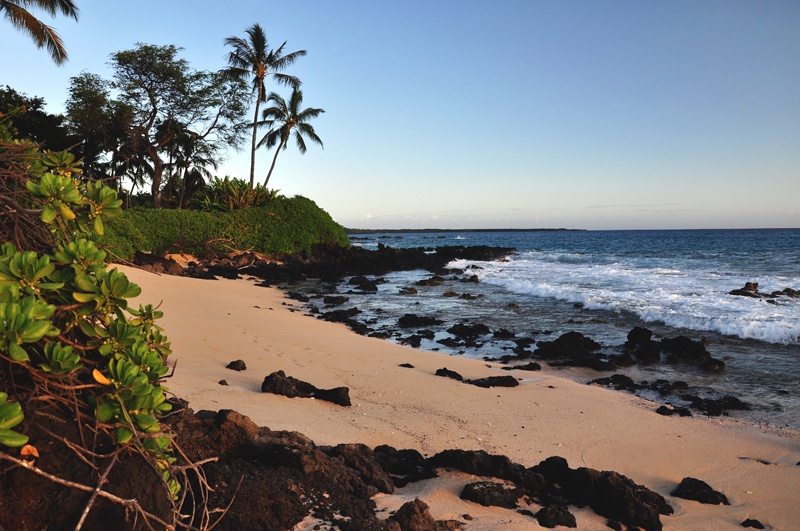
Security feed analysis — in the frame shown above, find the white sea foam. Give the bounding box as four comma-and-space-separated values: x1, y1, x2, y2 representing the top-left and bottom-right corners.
450, 251, 800, 345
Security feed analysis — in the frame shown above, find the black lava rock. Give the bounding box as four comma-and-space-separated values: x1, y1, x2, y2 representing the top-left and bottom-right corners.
447, 323, 491, 339
493, 328, 516, 339
624, 327, 653, 350
655, 405, 692, 417
741, 518, 765, 529
699, 358, 726, 372
633, 340, 663, 363
589, 374, 643, 392
226, 359, 246, 371
536, 505, 577, 528
502, 362, 541, 371
460, 481, 522, 509
661, 336, 710, 361
373, 445, 438, 488
399, 313, 443, 328
680, 394, 750, 416
671, 477, 730, 505
323, 295, 349, 306
465, 376, 520, 388
261, 370, 351, 407
435, 368, 464, 381
389, 498, 463, 530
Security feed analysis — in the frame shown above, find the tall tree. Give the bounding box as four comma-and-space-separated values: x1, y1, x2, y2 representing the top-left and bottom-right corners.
64, 72, 133, 182
165, 131, 217, 208
257, 88, 324, 188
109, 43, 249, 208
0, 85, 73, 150
0, 0, 78, 64
223, 23, 305, 188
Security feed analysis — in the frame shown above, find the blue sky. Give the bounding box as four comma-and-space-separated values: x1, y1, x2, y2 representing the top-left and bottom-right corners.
2, 1, 799, 230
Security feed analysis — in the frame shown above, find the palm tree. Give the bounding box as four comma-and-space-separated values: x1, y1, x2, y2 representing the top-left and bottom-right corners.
223, 23, 306, 188
1, 0, 78, 64
171, 133, 217, 208
257, 88, 324, 188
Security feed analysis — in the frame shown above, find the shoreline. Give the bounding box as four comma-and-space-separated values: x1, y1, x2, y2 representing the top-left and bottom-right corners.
345, 228, 586, 234
121, 265, 800, 530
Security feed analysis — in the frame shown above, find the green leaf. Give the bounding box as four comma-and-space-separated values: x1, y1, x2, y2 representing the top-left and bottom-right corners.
114, 426, 134, 444
132, 413, 157, 431
0, 429, 29, 447
20, 320, 56, 342
73, 275, 97, 292
0, 401, 23, 429
93, 216, 104, 235
8, 343, 29, 362
35, 282, 64, 291
58, 203, 76, 220
41, 206, 57, 224
78, 319, 96, 337
73, 292, 97, 303
96, 400, 119, 423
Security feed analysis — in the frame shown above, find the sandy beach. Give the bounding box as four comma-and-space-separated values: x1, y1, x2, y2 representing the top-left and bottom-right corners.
120, 265, 800, 531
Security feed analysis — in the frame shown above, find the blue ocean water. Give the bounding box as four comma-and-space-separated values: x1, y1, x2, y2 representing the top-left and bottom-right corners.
341, 229, 800, 429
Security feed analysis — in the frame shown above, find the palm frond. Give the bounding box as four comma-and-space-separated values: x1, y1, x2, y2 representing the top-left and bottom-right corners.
272, 72, 302, 88
294, 131, 307, 154
297, 123, 323, 148
13, 0, 78, 19
296, 107, 324, 122
2, 1, 69, 64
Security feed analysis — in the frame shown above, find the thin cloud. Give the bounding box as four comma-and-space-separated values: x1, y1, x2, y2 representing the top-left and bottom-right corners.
585, 203, 681, 209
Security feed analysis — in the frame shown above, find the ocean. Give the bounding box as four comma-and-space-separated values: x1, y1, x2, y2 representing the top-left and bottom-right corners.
318, 229, 800, 430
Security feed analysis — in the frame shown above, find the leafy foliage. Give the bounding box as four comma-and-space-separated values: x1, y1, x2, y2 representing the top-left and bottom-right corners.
100, 194, 350, 260
223, 22, 306, 187
0, 86, 74, 151
0, 392, 27, 447
0, 112, 183, 502
258, 87, 324, 187
192, 175, 279, 212
67, 44, 251, 209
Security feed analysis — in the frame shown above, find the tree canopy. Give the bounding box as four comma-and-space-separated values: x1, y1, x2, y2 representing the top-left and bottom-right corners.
257, 88, 324, 188
67, 44, 251, 208
0, 85, 73, 151
223, 23, 305, 188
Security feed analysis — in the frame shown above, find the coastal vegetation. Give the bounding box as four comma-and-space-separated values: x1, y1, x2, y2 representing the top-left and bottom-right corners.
5, 13, 323, 213
0, 18, 342, 525
258, 87, 325, 188
99, 194, 350, 261
0, 110, 201, 527
223, 23, 306, 188
67, 44, 251, 209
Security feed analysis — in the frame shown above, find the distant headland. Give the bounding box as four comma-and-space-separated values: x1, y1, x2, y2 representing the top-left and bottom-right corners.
343, 227, 586, 234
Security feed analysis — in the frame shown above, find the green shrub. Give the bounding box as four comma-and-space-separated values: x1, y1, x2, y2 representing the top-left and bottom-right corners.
100, 195, 350, 260
0, 111, 182, 501
192, 176, 280, 212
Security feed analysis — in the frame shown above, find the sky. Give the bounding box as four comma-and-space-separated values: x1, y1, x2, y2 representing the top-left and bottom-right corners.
2, 1, 799, 230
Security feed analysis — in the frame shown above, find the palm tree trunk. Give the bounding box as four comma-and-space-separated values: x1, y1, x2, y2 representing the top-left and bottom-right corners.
263, 137, 285, 188
249, 82, 263, 189
150, 152, 164, 209
178, 166, 186, 209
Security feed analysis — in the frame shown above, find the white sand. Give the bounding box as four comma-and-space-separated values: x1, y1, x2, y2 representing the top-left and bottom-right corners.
121, 265, 800, 530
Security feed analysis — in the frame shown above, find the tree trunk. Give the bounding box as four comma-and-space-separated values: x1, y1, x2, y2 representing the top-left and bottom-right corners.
263, 137, 285, 188
150, 153, 164, 209
249, 82, 263, 189
178, 165, 188, 209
